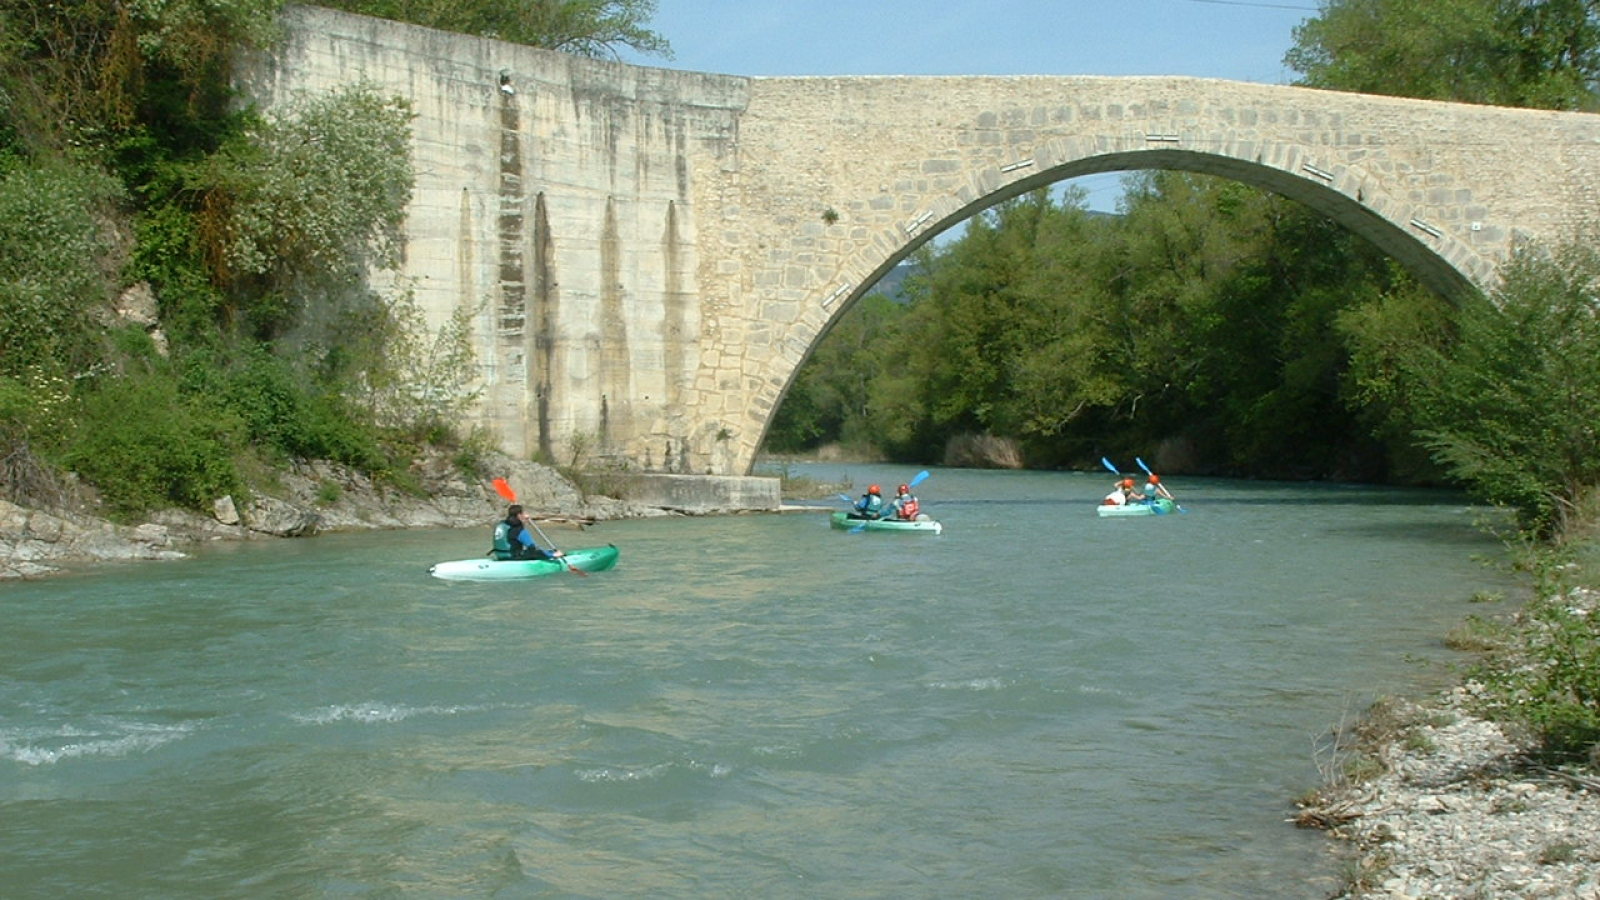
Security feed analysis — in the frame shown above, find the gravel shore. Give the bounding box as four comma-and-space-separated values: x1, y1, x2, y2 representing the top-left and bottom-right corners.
1305, 685, 1600, 899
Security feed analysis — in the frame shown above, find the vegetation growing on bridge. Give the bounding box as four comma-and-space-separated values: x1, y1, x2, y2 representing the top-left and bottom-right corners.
317, 0, 671, 59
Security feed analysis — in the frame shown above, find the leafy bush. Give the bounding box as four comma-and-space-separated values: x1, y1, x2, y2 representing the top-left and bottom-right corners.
347, 288, 483, 434
64, 373, 244, 515
0, 162, 123, 377
1477, 594, 1600, 761
0, 373, 72, 507
129, 203, 230, 346
175, 344, 388, 472
198, 82, 413, 309
1344, 233, 1600, 537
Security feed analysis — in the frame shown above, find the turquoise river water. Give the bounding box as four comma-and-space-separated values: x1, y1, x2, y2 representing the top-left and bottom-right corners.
1, 464, 1518, 899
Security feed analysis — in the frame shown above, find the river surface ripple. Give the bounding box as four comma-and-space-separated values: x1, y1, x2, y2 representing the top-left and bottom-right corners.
0, 464, 1516, 899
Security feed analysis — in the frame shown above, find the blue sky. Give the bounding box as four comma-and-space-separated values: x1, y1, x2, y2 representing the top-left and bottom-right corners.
619, 0, 1322, 211
620, 0, 1317, 82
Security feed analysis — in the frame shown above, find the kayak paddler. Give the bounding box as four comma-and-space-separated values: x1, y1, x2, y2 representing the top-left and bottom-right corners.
851, 484, 886, 520
492, 504, 565, 561
890, 483, 920, 520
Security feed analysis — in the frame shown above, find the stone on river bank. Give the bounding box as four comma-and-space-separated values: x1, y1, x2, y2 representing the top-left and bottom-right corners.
0, 454, 664, 579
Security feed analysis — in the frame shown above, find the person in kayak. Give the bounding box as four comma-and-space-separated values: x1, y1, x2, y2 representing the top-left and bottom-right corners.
492, 504, 564, 561
851, 484, 886, 519
889, 483, 920, 520
1143, 473, 1176, 503
1102, 477, 1143, 506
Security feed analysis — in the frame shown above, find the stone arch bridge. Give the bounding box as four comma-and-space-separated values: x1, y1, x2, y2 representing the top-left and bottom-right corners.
244, 6, 1600, 488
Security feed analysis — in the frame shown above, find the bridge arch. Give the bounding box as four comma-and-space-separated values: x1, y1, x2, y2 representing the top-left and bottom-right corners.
770, 142, 1491, 455
829, 141, 1489, 327
250, 8, 1600, 478
754, 146, 1487, 463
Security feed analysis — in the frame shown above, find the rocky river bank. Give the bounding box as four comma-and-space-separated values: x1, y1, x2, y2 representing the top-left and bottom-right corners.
0, 454, 668, 579
1302, 684, 1600, 899
1299, 587, 1600, 899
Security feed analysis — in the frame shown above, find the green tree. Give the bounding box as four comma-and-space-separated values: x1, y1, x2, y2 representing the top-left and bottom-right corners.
1109, 172, 1407, 475
1342, 232, 1600, 535
0, 0, 283, 152
197, 81, 414, 336
888, 190, 1118, 457
1286, 0, 1600, 110
766, 291, 905, 454
320, 0, 671, 58
0, 161, 123, 378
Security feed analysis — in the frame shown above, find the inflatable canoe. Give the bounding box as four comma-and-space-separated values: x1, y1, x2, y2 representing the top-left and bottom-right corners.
1096, 498, 1177, 517
830, 511, 943, 534
428, 544, 620, 580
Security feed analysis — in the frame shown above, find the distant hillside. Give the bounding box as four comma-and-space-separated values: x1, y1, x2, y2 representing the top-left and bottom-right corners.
870, 262, 918, 302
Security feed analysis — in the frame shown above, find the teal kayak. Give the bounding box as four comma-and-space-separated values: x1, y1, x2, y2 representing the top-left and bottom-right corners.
830, 511, 943, 534
1096, 498, 1176, 517
428, 544, 620, 580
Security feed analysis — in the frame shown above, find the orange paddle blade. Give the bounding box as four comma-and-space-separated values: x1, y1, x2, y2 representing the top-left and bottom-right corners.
492, 478, 517, 503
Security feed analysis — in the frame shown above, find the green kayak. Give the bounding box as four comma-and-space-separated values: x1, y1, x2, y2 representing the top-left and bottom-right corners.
830, 511, 943, 534
1096, 498, 1176, 517
428, 544, 620, 580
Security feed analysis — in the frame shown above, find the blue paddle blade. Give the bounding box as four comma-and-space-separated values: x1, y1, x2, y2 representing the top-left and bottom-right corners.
838, 494, 854, 504
1101, 457, 1120, 475
909, 469, 930, 488
1136, 457, 1153, 476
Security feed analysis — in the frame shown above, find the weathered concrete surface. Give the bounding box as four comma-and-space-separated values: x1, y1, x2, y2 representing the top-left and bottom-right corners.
243, 6, 1600, 478
614, 473, 780, 514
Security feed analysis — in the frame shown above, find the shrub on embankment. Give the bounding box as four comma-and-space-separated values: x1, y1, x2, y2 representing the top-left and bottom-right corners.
0, 2, 487, 520
1468, 520, 1600, 766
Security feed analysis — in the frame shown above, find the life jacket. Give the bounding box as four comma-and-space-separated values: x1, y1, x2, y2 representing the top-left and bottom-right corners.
899, 497, 919, 519
491, 516, 524, 559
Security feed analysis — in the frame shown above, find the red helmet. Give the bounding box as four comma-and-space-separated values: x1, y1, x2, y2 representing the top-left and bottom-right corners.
868, 484, 881, 495
1149, 474, 1160, 484
898, 484, 910, 493
1121, 478, 1134, 488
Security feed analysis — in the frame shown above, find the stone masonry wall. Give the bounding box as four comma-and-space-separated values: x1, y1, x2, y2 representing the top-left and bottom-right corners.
245, 7, 1600, 476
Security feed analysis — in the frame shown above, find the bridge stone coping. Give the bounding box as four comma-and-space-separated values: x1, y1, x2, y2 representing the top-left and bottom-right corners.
244, 6, 1600, 483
